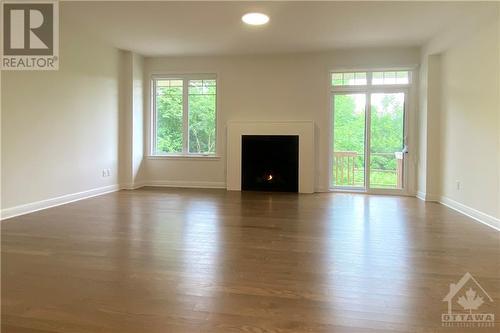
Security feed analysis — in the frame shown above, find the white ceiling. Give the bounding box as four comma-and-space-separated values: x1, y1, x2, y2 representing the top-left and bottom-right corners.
63, 1, 497, 57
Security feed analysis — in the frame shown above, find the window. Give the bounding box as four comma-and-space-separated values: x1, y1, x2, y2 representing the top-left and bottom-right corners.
331, 70, 411, 87
332, 72, 367, 86
372, 71, 409, 85
152, 75, 217, 156
330, 68, 412, 192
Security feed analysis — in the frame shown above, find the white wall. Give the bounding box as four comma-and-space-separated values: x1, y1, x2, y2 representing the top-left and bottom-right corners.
1, 6, 121, 211
438, 18, 499, 218
419, 6, 500, 222
143, 48, 420, 191
417, 57, 428, 197
118, 51, 133, 186
132, 54, 145, 185
426, 55, 442, 200
118, 51, 145, 188
417, 54, 441, 201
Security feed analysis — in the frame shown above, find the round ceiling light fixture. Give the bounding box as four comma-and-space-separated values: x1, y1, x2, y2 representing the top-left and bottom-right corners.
242, 12, 269, 26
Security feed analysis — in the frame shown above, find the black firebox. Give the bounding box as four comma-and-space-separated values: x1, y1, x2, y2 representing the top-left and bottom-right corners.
241, 135, 299, 192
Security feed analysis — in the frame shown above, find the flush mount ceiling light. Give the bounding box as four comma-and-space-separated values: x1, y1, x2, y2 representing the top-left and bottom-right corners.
242, 13, 269, 26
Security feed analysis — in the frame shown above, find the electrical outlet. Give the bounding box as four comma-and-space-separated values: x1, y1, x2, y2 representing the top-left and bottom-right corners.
102, 169, 111, 178
456, 181, 461, 190
102, 169, 107, 177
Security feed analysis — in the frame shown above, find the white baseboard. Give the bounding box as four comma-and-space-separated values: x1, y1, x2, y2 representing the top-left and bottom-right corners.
120, 181, 146, 190
315, 186, 329, 193
146, 180, 226, 189
6, 183, 497, 232
416, 191, 426, 200
416, 191, 439, 202
439, 196, 500, 231
1, 184, 120, 221
0, 181, 225, 220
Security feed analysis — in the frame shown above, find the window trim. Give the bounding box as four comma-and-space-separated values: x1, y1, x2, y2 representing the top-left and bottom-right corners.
327, 66, 416, 196
149, 74, 218, 158
331, 68, 413, 90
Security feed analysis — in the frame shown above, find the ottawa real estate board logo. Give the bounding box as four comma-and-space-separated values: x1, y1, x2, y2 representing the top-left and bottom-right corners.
1, 0, 59, 70
442, 272, 495, 328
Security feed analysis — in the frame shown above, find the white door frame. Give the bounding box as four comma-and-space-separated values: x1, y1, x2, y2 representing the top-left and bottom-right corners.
329, 70, 413, 196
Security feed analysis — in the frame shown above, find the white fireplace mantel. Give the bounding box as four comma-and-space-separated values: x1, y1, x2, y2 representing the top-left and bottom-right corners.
226, 121, 315, 193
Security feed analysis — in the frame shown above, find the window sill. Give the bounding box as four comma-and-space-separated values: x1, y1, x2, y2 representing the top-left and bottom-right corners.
146, 155, 221, 161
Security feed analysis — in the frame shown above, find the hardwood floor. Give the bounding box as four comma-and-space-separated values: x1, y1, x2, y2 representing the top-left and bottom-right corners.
2, 188, 499, 333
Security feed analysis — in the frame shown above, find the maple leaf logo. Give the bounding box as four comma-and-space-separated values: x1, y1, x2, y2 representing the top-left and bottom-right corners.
457, 288, 484, 314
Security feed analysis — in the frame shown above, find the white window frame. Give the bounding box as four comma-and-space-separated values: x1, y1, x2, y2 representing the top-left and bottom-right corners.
329, 68, 415, 195
150, 73, 218, 158
331, 70, 412, 89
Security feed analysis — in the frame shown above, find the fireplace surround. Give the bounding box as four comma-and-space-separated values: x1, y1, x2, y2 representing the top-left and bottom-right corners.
226, 121, 315, 193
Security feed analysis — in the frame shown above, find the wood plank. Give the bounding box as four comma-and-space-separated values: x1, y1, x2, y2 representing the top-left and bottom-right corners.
2, 188, 499, 332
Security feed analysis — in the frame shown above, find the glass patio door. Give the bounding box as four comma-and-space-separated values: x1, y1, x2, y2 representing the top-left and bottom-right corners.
368, 92, 406, 190
332, 93, 367, 189
332, 91, 408, 192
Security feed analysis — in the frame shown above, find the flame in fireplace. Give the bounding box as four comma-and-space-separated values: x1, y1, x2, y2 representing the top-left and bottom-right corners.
267, 174, 273, 181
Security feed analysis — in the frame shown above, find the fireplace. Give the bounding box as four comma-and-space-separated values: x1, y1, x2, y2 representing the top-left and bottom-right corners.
241, 135, 299, 192
226, 121, 314, 193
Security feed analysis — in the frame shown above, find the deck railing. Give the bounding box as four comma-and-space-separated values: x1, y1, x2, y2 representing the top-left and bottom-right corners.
333, 151, 403, 188
333, 151, 358, 185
